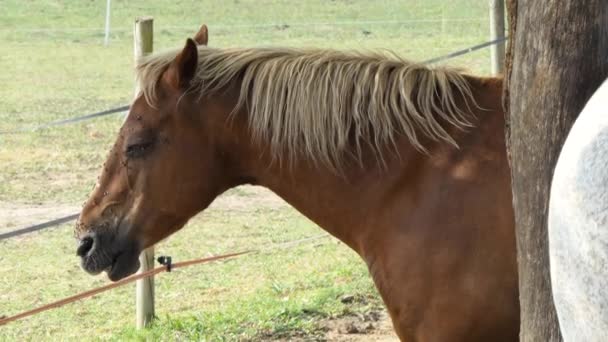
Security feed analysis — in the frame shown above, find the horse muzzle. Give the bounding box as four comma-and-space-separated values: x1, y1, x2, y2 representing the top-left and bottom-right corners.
77, 231, 141, 281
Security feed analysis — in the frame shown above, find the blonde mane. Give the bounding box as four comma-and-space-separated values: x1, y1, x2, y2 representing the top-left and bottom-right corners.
137, 46, 476, 169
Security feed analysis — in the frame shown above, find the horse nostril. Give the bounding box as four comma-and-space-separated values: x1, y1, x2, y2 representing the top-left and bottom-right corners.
77, 235, 95, 257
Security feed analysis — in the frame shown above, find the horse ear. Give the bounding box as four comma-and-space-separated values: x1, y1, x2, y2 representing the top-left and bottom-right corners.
164, 38, 198, 90
193, 24, 208, 46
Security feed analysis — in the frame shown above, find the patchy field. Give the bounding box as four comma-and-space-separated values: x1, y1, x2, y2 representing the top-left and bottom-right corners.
0, 187, 391, 340
1, 0, 491, 340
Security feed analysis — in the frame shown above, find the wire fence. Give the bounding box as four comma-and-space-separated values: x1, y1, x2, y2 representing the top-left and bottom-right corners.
1, 12, 497, 135
0, 105, 129, 135
0, 37, 505, 138
0, 234, 332, 326
0, 18, 488, 33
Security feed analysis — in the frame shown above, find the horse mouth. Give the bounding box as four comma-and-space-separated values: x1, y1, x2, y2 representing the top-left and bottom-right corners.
105, 250, 141, 281
79, 236, 142, 281
81, 249, 140, 281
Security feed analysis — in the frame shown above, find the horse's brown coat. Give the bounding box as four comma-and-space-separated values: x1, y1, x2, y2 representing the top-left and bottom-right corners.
76, 27, 518, 341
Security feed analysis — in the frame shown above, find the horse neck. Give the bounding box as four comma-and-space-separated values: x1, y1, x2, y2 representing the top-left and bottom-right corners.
217, 116, 402, 253
215, 75, 507, 255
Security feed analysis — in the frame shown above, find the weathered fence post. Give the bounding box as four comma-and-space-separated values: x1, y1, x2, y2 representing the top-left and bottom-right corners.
489, 0, 505, 75
133, 16, 155, 329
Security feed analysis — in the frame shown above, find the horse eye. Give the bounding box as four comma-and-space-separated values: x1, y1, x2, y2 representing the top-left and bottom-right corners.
125, 141, 154, 158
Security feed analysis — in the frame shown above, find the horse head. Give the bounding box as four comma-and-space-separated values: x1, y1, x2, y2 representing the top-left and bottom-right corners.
75, 25, 241, 280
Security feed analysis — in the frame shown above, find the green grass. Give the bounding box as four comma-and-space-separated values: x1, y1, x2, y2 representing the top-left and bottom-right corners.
0, 197, 381, 340
1, 0, 494, 340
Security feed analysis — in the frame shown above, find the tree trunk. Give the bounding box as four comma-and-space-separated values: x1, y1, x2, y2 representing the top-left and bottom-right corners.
505, 1, 608, 341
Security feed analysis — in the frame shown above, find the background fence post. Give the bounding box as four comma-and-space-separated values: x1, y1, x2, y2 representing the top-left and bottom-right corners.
489, 0, 505, 75
104, 0, 111, 46
441, 3, 447, 37
133, 16, 155, 329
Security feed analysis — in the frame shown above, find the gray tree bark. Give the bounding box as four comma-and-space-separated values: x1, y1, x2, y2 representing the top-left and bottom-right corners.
505, 1, 608, 341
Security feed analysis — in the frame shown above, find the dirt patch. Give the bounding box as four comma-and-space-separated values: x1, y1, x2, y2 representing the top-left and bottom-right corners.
0, 185, 283, 233
0, 201, 79, 233
266, 294, 398, 342
208, 185, 289, 212
322, 310, 398, 342
267, 308, 399, 342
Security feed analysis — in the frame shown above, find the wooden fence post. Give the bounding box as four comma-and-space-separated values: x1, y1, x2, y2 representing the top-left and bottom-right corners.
133, 16, 155, 329
489, 0, 505, 75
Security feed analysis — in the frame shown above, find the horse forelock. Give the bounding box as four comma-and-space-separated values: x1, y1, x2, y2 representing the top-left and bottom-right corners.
136, 46, 478, 170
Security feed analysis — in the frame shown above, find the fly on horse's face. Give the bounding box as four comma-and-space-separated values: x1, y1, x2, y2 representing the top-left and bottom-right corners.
75, 26, 232, 281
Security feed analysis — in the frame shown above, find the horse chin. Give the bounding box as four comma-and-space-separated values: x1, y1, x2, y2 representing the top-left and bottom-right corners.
106, 248, 141, 281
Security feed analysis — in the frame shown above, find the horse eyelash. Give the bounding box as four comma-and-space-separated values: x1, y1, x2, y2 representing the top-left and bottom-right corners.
125, 141, 154, 158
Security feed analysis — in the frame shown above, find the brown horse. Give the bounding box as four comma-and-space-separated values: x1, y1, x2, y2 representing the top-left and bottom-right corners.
75, 25, 518, 341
